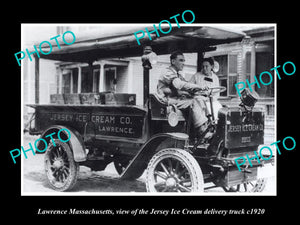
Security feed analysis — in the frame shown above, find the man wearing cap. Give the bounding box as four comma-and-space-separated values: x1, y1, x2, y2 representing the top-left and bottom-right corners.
156, 51, 212, 138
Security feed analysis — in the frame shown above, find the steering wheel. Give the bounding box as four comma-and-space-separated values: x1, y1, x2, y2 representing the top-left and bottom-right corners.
208, 86, 227, 94
194, 86, 226, 96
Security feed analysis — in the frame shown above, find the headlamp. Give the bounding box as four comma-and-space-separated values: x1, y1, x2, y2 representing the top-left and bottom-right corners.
239, 88, 259, 111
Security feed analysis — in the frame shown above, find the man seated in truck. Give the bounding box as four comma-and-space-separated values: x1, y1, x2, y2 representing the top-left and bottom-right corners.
156, 51, 212, 138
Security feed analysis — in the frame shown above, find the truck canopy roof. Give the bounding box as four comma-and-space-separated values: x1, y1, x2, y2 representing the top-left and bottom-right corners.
38, 25, 246, 63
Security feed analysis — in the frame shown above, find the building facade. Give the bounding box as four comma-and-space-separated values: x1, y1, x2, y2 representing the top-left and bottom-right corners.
204, 26, 275, 144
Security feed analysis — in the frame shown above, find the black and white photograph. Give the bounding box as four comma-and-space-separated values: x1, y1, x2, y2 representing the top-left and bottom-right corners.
4, 4, 299, 220
20, 23, 276, 195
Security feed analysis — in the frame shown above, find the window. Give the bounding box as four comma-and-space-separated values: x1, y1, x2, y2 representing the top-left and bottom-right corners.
60, 68, 78, 94
62, 72, 71, 94
57, 26, 71, 35
245, 51, 274, 98
104, 67, 117, 92
255, 52, 274, 98
81, 66, 100, 93
72, 69, 78, 93
81, 67, 93, 93
59, 65, 101, 94
93, 69, 100, 92
214, 54, 238, 97
228, 54, 238, 96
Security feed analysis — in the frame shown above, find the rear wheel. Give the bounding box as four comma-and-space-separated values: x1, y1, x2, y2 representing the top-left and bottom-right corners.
44, 139, 79, 191
145, 148, 204, 192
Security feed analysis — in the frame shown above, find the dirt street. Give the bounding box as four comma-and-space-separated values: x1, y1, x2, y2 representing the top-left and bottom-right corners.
21, 134, 276, 194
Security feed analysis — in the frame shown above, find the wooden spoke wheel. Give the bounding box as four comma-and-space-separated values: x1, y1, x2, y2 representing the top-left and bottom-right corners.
44, 139, 79, 191
145, 148, 204, 193
225, 178, 267, 192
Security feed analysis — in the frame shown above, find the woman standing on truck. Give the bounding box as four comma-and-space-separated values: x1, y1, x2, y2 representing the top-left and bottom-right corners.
189, 57, 223, 122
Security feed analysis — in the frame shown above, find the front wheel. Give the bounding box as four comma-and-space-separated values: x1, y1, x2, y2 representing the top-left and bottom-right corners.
226, 178, 267, 192
44, 139, 79, 191
145, 148, 204, 192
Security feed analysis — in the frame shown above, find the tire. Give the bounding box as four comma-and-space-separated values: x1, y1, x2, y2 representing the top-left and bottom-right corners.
145, 148, 204, 192
44, 139, 79, 191
251, 178, 267, 192
228, 178, 267, 192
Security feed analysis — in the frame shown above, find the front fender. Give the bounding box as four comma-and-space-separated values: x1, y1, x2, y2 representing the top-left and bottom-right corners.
120, 132, 188, 180
37, 125, 86, 162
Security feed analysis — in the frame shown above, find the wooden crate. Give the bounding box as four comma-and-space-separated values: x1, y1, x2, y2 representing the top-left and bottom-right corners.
104, 93, 136, 105
80, 93, 101, 105
64, 93, 81, 104
50, 94, 64, 104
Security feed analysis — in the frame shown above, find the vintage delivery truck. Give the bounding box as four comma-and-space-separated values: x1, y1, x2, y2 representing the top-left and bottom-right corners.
27, 25, 272, 192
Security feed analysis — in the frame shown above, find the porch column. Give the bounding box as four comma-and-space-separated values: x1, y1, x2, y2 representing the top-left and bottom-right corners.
127, 61, 133, 93
99, 62, 105, 92
58, 67, 63, 94
87, 62, 94, 93
240, 37, 251, 83
70, 70, 73, 94
27, 58, 33, 104
77, 66, 82, 93
34, 55, 39, 103
250, 42, 256, 83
